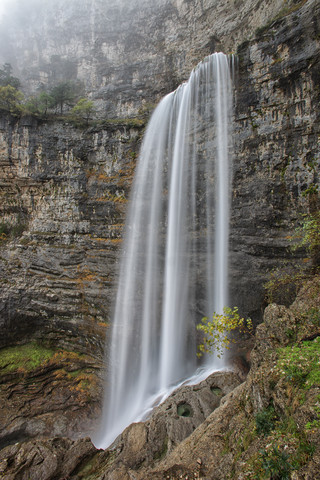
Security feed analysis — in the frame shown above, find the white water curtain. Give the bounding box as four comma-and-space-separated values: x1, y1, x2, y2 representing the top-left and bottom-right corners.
95, 52, 233, 448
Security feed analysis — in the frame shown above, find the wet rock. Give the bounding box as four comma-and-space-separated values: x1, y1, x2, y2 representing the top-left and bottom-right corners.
106, 370, 242, 473
0, 272, 319, 480
0, 348, 103, 450
0, 437, 98, 480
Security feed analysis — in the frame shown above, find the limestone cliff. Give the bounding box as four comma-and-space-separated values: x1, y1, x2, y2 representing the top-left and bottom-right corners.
0, 116, 144, 445
0, 0, 299, 117
230, 0, 320, 318
0, 116, 143, 353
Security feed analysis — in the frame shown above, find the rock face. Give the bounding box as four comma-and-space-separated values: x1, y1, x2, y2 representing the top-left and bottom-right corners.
140, 276, 320, 480
0, 117, 142, 445
0, 345, 102, 450
0, 370, 242, 479
0, 437, 98, 480
230, 0, 320, 319
0, 116, 143, 354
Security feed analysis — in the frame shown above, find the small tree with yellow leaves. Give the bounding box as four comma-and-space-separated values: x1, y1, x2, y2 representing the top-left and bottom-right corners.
197, 306, 253, 358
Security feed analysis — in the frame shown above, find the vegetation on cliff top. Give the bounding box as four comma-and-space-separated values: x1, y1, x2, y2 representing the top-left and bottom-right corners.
0, 62, 152, 128
0, 62, 93, 120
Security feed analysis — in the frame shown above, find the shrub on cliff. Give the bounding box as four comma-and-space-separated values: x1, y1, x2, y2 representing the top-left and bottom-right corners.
49, 80, 84, 114
0, 63, 20, 89
24, 91, 54, 117
71, 98, 96, 124
294, 210, 320, 268
0, 85, 23, 114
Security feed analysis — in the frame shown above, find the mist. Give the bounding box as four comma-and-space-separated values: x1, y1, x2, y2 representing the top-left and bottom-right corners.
0, 0, 180, 118
0, 0, 10, 18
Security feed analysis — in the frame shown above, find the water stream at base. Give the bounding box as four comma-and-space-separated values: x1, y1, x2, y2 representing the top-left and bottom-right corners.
94, 52, 234, 449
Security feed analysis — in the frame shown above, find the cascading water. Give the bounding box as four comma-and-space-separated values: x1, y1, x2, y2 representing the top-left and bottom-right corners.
94, 52, 233, 449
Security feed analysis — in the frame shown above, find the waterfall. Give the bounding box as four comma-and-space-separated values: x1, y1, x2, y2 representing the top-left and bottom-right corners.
94, 52, 233, 449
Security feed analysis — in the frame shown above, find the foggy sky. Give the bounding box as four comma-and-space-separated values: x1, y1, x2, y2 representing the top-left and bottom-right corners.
0, 0, 164, 18
0, 0, 10, 18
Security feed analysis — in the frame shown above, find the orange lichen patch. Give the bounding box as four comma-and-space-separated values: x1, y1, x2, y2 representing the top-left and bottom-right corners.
89, 237, 110, 243
108, 223, 125, 228
75, 266, 98, 282
53, 368, 68, 379
116, 163, 136, 187
98, 174, 119, 182
82, 273, 96, 282
86, 170, 117, 182
85, 169, 97, 178
49, 350, 84, 364
109, 238, 123, 244
89, 236, 122, 244
85, 158, 136, 192
98, 321, 108, 328
66, 372, 100, 404
95, 197, 110, 202
113, 196, 127, 204
95, 193, 127, 203
97, 173, 111, 181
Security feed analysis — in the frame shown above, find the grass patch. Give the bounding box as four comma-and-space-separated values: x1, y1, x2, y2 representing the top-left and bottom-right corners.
276, 337, 320, 388
0, 342, 55, 374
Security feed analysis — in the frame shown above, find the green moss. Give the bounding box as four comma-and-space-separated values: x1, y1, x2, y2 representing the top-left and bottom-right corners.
211, 386, 223, 396
74, 451, 117, 479
302, 184, 319, 196
68, 369, 82, 378
0, 342, 55, 374
153, 436, 168, 462
305, 408, 320, 431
